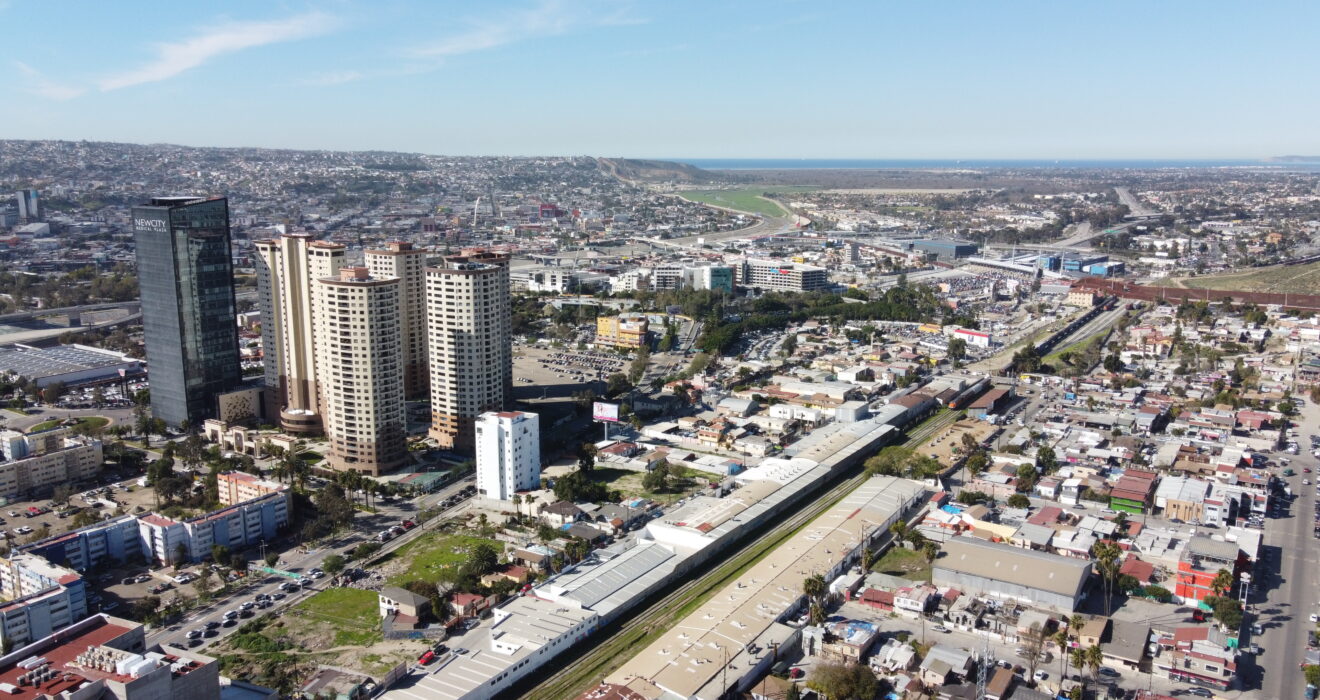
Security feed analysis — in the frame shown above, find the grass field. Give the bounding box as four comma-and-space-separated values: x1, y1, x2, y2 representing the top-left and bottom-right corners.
872, 546, 932, 582
28, 416, 109, 433
1173, 261, 1320, 295
293, 587, 382, 646
1043, 334, 1102, 368
587, 465, 709, 505
382, 532, 501, 585
677, 188, 807, 217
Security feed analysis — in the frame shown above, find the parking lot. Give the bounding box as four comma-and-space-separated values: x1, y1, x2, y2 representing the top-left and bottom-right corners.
0, 474, 157, 549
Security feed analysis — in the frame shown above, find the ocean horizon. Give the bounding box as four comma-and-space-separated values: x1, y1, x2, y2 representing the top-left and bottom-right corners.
671, 157, 1320, 170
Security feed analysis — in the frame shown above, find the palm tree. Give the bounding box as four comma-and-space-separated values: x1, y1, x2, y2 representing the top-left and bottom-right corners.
889, 522, 909, 547
1054, 629, 1070, 681
1069, 648, 1087, 689
512, 494, 523, 523
1210, 568, 1234, 598
808, 600, 826, 626
802, 573, 827, 602
1084, 644, 1103, 684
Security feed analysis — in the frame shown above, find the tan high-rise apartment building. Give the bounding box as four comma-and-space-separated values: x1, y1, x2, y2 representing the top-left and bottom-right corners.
313, 267, 407, 474
425, 252, 512, 451
254, 233, 344, 433
365, 241, 430, 400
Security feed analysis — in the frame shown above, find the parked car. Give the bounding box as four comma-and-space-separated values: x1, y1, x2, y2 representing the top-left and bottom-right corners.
418, 651, 436, 665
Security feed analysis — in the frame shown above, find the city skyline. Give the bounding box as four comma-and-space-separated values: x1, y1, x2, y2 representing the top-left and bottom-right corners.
4, 0, 1319, 159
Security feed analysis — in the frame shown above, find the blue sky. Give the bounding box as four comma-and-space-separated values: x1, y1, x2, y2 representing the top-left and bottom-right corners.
3, 0, 1318, 159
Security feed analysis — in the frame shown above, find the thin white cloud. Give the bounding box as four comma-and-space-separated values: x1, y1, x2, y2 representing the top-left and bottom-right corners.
99, 11, 339, 91
303, 70, 363, 86
409, 0, 644, 58
14, 61, 84, 100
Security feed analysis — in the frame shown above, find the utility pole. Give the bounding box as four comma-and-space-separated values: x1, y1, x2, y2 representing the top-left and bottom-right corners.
976, 631, 991, 700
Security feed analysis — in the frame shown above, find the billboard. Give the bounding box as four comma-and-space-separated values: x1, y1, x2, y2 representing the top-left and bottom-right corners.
592, 402, 621, 423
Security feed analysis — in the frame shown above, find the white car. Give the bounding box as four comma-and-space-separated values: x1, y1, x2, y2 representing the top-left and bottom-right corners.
1033, 670, 1049, 682
1311, 613, 1319, 623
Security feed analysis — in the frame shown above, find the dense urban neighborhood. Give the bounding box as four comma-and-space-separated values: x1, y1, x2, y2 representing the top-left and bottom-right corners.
2, 140, 1320, 700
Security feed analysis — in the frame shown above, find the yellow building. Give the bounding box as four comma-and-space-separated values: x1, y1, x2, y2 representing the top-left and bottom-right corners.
596, 314, 649, 349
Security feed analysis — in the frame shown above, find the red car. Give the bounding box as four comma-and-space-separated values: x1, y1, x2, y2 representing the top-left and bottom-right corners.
788, 668, 804, 679
418, 651, 436, 665
400, 520, 416, 530
1305, 468, 1312, 474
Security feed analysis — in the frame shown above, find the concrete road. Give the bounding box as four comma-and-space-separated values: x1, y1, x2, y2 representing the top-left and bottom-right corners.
1115, 187, 1159, 218
1260, 401, 1320, 700
146, 476, 476, 651
0, 404, 137, 433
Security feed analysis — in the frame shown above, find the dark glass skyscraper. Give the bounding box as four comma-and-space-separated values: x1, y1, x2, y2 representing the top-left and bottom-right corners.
133, 196, 241, 427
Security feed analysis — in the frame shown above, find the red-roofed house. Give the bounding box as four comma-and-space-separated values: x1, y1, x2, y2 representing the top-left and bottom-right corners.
860, 589, 894, 612
1120, 556, 1156, 585
451, 592, 492, 619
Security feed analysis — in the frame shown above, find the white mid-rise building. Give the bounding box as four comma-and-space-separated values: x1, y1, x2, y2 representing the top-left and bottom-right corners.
475, 411, 540, 501
313, 267, 407, 475
737, 259, 828, 292
0, 427, 102, 501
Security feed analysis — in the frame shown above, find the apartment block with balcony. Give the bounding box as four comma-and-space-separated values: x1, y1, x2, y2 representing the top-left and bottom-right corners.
313, 267, 408, 475
254, 232, 345, 434
425, 253, 512, 452
365, 241, 431, 400
0, 427, 102, 501
216, 471, 287, 506
0, 553, 88, 649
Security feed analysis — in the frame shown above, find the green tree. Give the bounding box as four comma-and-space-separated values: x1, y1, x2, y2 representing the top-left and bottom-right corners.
322, 554, 346, 576
806, 662, 877, 700
605, 372, 632, 398
1304, 665, 1320, 689
1007, 494, 1031, 509
947, 337, 967, 363
1035, 445, 1057, 473
1015, 463, 1039, 492
642, 461, 671, 492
